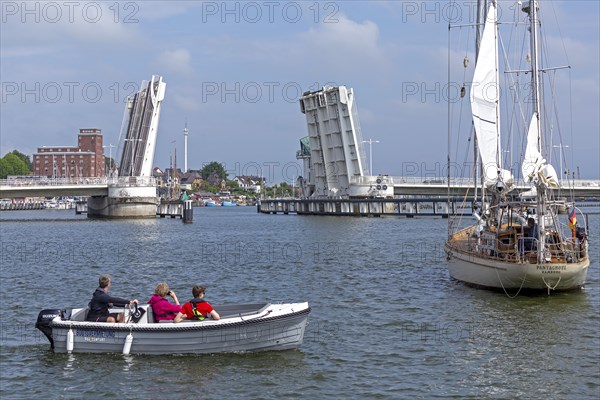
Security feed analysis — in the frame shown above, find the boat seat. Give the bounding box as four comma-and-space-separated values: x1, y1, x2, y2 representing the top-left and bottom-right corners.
70, 307, 89, 322
146, 306, 156, 323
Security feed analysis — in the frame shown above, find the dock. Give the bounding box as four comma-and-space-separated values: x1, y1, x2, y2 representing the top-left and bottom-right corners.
258, 198, 472, 218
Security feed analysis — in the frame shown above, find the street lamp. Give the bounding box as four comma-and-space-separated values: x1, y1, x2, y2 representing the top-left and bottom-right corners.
103, 144, 116, 176
362, 139, 380, 176
552, 144, 569, 184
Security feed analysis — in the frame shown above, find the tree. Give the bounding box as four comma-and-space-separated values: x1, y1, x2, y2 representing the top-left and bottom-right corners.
1, 153, 29, 178
203, 183, 220, 194
200, 162, 227, 181
0, 158, 9, 179
10, 150, 32, 171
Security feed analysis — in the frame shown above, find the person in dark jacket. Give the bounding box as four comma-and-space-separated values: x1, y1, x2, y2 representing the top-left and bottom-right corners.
86, 274, 138, 322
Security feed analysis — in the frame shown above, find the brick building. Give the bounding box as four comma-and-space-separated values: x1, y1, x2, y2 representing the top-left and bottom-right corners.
33, 128, 105, 178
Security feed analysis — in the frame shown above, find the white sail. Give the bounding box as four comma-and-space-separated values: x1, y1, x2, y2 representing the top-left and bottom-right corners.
522, 112, 542, 181
522, 112, 560, 188
470, 2, 514, 192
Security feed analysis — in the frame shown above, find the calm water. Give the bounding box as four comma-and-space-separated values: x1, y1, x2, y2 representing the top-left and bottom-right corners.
0, 207, 598, 399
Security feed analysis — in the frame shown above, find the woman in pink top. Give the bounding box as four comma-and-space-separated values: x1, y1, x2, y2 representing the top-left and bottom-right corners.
147, 282, 181, 321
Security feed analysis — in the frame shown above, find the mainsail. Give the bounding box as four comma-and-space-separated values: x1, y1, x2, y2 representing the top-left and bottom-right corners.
470, 2, 514, 192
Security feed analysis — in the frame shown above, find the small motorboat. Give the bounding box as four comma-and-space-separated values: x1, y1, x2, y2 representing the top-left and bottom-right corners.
36, 302, 311, 355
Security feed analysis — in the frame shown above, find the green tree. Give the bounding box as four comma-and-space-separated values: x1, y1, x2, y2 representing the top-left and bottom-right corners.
0, 158, 9, 179
203, 183, 220, 193
10, 150, 32, 171
200, 161, 227, 181
1, 153, 29, 178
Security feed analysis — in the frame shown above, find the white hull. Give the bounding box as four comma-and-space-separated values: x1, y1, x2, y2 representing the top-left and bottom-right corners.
446, 244, 589, 291
39, 303, 310, 355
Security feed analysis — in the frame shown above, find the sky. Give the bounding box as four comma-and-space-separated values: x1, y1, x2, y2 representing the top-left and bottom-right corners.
1, 0, 599, 183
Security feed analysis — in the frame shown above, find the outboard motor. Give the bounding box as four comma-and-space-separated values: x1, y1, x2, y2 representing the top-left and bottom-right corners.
35, 309, 67, 349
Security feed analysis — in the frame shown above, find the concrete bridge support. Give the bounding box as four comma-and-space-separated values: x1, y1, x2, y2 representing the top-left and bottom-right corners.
87, 184, 158, 218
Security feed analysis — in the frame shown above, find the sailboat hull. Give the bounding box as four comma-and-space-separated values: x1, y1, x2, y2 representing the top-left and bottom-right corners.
445, 235, 589, 291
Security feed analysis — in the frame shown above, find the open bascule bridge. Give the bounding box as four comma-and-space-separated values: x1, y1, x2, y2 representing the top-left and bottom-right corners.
1, 75, 168, 219
259, 85, 599, 217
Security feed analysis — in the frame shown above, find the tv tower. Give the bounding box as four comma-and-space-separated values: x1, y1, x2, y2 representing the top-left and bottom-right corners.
183, 120, 189, 172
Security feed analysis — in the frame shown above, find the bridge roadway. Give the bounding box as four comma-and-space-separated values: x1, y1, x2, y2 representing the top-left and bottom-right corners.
387, 176, 600, 198
0, 176, 598, 199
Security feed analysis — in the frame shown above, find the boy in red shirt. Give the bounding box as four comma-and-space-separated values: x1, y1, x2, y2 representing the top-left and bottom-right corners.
174, 285, 220, 323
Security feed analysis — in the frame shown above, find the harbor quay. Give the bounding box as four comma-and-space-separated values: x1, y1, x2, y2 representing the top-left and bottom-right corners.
258, 197, 473, 218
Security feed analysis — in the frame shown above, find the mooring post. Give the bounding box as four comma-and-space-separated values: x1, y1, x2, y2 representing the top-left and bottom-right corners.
182, 200, 193, 223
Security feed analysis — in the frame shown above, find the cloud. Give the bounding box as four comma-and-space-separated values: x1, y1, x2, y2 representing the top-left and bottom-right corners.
297, 16, 386, 70
1, 2, 144, 58
153, 49, 194, 77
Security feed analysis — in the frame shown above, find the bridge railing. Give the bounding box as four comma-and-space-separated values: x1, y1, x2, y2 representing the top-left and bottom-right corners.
385, 176, 599, 188
0, 177, 109, 186
107, 176, 156, 187
1, 176, 157, 187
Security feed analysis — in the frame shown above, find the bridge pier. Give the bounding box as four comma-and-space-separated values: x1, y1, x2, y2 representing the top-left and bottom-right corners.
87, 179, 158, 219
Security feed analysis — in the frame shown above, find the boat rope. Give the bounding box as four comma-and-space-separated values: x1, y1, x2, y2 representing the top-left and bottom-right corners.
542, 275, 562, 295
495, 262, 527, 299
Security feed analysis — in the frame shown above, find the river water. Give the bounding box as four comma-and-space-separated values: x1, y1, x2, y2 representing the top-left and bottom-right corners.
0, 207, 598, 399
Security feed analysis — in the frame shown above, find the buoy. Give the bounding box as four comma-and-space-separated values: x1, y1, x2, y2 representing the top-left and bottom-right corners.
66, 328, 74, 353
122, 333, 133, 355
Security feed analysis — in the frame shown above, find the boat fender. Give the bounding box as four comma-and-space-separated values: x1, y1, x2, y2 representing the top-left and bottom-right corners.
66, 328, 74, 353
123, 333, 133, 355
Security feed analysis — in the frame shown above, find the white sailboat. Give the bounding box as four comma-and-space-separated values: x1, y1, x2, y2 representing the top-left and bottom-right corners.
445, 0, 590, 293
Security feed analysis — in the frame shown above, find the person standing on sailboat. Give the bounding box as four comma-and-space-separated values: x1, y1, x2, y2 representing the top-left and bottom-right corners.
522, 218, 538, 253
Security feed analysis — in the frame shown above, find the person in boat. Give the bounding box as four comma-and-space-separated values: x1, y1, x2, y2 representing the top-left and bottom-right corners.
521, 217, 538, 253
86, 274, 138, 323
147, 282, 181, 321
174, 285, 220, 323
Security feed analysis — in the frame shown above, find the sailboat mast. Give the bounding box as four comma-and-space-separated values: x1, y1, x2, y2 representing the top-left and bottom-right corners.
529, 0, 542, 152
474, 0, 491, 208
527, 0, 546, 262
475, 0, 486, 57
473, 0, 485, 205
